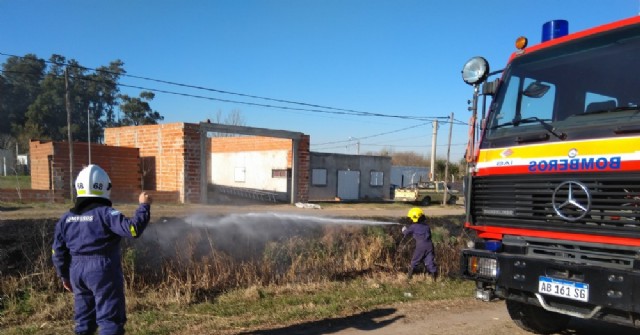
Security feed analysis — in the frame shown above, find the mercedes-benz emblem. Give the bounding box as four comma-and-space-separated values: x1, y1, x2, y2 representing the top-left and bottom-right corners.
552, 181, 591, 221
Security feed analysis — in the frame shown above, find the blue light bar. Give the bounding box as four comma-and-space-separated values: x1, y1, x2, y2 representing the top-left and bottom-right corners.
542, 20, 569, 42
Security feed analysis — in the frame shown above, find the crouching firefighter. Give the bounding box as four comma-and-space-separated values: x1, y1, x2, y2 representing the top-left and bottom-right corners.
52, 164, 152, 335
401, 207, 438, 280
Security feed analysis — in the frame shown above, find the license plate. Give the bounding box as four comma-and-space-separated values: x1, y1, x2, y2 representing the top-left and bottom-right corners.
538, 276, 589, 302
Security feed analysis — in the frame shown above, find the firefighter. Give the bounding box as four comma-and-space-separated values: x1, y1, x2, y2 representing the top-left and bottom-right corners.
402, 207, 438, 279
52, 164, 152, 335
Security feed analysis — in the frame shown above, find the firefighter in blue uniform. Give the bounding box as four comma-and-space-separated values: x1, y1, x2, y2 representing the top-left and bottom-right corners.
402, 207, 438, 279
52, 164, 152, 335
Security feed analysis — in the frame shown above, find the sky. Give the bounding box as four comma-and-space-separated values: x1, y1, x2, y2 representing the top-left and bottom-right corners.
1, 0, 639, 161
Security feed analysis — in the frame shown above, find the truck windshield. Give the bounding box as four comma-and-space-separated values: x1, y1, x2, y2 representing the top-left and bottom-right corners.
483, 24, 640, 147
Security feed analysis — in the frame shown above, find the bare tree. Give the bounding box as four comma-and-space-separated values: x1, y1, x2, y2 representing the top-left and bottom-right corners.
210, 109, 246, 137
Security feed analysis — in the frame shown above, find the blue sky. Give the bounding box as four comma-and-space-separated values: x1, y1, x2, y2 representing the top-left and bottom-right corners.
1, 0, 638, 160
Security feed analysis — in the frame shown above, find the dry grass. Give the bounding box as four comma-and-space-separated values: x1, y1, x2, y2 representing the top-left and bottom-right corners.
0, 215, 469, 334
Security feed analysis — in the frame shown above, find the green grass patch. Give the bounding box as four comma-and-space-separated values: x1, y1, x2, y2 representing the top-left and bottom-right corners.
0, 175, 30, 190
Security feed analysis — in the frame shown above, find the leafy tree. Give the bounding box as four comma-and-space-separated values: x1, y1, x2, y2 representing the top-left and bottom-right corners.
434, 158, 462, 181
89, 60, 125, 130
21, 55, 68, 143
77, 60, 125, 142
119, 91, 164, 126
1, 54, 45, 149
0, 134, 17, 152
2, 54, 158, 149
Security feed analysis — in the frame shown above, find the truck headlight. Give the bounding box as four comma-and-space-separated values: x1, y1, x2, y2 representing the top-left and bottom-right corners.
462, 57, 490, 86
468, 256, 498, 278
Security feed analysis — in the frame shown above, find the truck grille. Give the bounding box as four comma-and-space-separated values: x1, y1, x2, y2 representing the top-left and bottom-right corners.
503, 235, 638, 269
471, 173, 640, 237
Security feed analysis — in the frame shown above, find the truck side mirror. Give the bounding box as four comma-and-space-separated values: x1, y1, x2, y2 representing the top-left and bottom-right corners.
482, 79, 500, 96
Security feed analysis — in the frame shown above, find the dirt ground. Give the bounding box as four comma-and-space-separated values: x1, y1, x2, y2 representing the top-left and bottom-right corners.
235, 298, 640, 335
2, 201, 639, 335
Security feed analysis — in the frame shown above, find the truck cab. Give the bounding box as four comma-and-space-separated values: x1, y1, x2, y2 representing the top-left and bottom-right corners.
459, 17, 640, 333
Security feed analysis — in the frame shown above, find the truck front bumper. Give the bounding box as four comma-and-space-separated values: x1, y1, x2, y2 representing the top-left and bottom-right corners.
461, 248, 640, 327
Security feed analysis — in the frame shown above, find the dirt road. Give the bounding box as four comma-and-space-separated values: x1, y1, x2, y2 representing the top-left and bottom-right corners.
240, 298, 639, 335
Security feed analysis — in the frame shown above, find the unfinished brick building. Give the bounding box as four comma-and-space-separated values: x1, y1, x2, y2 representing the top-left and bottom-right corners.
26, 122, 310, 204
104, 122, 310, 204
28, 140, 141, 203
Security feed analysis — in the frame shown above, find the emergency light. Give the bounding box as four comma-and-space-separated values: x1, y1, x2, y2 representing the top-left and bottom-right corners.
542, 20, 569, 42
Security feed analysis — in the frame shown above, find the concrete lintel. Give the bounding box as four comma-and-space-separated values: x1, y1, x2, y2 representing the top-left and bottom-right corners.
199, 122, 304, 140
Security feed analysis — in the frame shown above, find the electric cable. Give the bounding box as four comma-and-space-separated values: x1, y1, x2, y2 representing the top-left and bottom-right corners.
0, 52, 467, 124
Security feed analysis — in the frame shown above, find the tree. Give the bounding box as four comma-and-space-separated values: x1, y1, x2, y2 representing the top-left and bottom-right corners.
118, 91, 164, 126
18, 55, 125, 145
21, 55, 70, 143
389, 151, 430, 167
89, 60, 125, 130
2, 54, 158, 149
210, 109, 246, 137
0, 54, 46, 149
434, 158, 462, 181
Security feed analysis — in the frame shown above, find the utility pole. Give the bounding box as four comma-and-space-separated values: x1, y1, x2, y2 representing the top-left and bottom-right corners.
87, 106, 91, 164
348, 137, 360, 155
65, 67, 74, 201
443, 112, 454, 205
430, 120, 438, 181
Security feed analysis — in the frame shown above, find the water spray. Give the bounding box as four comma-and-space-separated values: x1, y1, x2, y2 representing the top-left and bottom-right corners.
187, 212, 403, 228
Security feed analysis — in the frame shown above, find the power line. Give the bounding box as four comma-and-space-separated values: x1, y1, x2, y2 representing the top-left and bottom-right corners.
0, 52, 467, 124
1, 67, 469, 125
312, 122, 430, 146
312, 141, 467, 151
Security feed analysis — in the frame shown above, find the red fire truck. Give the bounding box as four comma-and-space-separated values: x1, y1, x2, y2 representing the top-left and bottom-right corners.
460, 16, 640, 333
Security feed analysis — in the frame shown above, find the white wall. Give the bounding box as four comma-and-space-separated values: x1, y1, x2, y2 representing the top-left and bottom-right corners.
0, 149, 16, 176
211, 150, 289, 192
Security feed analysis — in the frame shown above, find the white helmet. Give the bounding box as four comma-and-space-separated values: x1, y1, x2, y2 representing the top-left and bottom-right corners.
75, 164, 112, 199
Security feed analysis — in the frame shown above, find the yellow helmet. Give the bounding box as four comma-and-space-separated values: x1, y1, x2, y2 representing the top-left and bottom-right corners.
407, 207, 424, 223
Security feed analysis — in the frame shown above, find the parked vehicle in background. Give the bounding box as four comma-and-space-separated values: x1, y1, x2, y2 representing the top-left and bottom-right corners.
459, 17, 640, 334
393, 181, 458, 205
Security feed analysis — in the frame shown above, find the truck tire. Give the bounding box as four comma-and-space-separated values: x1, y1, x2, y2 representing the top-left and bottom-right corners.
506, 299, 570, 334
420, 196, 431, 206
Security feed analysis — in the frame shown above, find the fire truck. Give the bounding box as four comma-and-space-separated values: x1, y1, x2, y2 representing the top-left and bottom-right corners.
460, 16, 640, 333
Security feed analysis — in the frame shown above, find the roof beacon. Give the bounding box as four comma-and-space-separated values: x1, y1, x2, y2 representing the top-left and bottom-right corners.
541, 20, 569, 42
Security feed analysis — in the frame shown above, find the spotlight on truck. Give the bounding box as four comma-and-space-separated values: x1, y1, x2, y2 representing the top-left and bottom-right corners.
461, 56, 490, 86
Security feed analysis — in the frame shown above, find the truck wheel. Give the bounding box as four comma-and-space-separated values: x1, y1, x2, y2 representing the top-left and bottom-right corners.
506, 299, 570, 334
420, 196, 431, 206
447, 196, 457, 205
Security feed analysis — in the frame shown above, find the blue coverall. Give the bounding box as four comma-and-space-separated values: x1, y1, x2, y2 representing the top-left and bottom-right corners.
52, 198, 150, 335
402, 221, 437, 274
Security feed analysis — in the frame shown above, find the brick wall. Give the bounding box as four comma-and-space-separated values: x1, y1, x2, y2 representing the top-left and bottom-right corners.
103, 124, 310, 204
296, 135, 310, 202
210, 136, 294, 164
30, 140, 54, 190
29, 140, 141, 202
104, 122, 202, 203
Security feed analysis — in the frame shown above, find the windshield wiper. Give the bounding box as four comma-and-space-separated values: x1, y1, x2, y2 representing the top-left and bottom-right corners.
491, 117, 567, 140
579, 106, 640, 116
